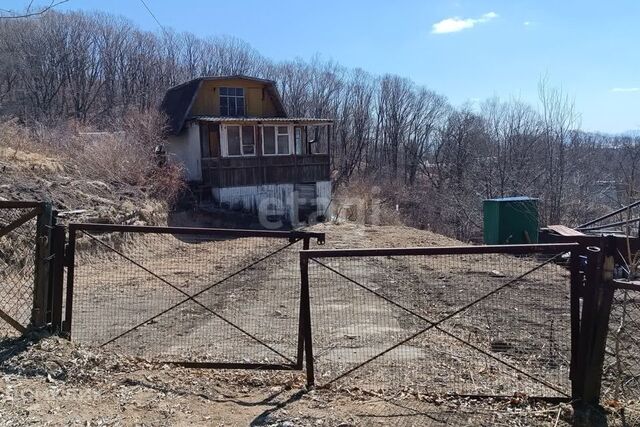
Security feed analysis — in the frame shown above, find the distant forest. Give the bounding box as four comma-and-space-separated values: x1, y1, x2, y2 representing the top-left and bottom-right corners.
0, 11, 638, 239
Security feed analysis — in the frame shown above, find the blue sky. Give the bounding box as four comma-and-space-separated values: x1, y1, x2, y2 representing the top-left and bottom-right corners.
7, 0, 640, 133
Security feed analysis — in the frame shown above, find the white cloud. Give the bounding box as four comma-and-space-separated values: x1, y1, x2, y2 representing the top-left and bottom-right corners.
611, 87, 640, 93
523, 21, 532, 26
431, 11, 499, 34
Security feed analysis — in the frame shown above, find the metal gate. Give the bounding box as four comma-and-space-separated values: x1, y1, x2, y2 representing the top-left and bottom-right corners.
0, 201, 53, 336
603, 279, 640, 402
63, 223, 323, 369
300, 243, 579, 399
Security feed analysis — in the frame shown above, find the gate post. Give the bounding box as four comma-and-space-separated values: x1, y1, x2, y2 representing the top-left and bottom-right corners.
296, 237, 310, 369
299, 247, 315, 387
62, 225, 76, 337
573, 237, 616, 416
31, 202, 53, 329
573, 245, 601, 403
582, 237, 616, 405
49, 224, 66, 332
569, 248, 583, 399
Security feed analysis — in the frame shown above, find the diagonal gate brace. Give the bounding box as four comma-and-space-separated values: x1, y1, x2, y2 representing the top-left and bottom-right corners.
81, 230, 297, 364
311, 254, 570, 397
0, 307, 27, 334
0, 208, 40, 239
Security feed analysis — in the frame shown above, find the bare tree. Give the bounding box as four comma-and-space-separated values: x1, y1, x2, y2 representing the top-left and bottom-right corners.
538, 76, 580, 224
376, 75, 415, 177
404, 88, 447, 185
334, 68, 374, 185
0, 0, 68, 19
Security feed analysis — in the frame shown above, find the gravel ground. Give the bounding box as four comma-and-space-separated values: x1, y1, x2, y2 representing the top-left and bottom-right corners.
0, 334, 583, 426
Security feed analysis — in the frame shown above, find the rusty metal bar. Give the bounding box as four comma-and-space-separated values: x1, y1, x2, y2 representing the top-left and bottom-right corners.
301, 243, 579, 259
574, 245, 602, 402
300, 247, 314, 386
62, 226, 76, 336
0, 207, 40, 238
164, 362, 298, 370
611, 279, 640, 292
0, 307, 26, 334
50, 225, 65, 332
569, 249, 583, 399
31, 202, 52, 328
581, 237, 616, 405
296, 237, 310, 370
0, 201, 44, 209
68, 222, 325, 243
577, 199, 640, 229
578, 217, 640, 232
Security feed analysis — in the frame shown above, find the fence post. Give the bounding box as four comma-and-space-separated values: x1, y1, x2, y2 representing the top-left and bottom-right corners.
296, 237, 310, 369
582, 237, 616, 405
49, 224, 66, 333
31, 202, 52, 329
569, 248, 583, 399
62, 225, 76, 337
573, 236, 616, 418
573, 245, 601, 404
300, 249, 315, 387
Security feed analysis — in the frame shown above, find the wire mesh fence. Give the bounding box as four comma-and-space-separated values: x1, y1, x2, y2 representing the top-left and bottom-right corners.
68, 225, 322, 367
602, 287, 640, 403
0, 203, 41, 338
306, 247, 574, 399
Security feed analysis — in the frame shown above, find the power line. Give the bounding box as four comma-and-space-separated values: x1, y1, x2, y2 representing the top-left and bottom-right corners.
138, 0, 167, 35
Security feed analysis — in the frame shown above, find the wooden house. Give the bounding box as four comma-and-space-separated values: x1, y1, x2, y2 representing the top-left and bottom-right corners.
160, 75, 332, 223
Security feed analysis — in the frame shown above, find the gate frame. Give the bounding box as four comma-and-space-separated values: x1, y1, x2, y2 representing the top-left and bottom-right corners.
61, 222, 325, 371
300, 242, 581, 398
0, 200, 54, 332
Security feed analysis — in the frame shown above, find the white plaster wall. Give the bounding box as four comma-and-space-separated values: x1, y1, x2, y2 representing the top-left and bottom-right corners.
214, 181, 333, 224
316, 181, 332, 217
214, 184, 296, 222
165, 122, 202, 182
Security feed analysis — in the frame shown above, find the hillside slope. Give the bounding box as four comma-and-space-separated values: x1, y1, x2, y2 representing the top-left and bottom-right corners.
0, 143, 165, 225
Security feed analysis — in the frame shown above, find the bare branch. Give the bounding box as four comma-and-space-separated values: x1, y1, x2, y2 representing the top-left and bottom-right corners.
0, 0, 69, 19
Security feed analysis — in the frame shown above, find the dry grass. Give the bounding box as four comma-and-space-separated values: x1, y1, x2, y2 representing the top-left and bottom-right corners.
0, 146, 64, 173
332, 179, 404, 226
0, 113, 185, 223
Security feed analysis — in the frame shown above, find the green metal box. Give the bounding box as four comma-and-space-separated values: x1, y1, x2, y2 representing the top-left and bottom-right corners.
483, 197, 539, 245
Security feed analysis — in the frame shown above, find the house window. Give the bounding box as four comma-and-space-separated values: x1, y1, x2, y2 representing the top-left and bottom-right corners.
242, 126, 255, 155
294, 126, 304, 155
227, 126, 241, 156
225, 125, 255, 156
219, 87, 245, 116
262, 126, 290, 155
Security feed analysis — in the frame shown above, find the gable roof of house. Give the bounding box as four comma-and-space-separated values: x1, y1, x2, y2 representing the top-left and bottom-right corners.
160, 75, 288, 134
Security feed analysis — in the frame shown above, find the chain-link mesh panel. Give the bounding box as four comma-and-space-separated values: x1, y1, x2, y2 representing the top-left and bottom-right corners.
0, 205, 39, 338
603, 288, 640, 402
70, 229, 309, 366
308, 251, 572, 398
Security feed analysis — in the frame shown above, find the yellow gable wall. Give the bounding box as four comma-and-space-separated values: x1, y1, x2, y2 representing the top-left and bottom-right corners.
189, 79, 281, 117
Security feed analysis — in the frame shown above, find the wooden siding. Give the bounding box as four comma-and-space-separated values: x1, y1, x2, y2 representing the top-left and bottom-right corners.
190, 79, 281, 117
202, 155, 330, 187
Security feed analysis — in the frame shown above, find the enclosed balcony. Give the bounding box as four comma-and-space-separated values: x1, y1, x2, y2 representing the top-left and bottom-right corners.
196, 117, 332, 188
